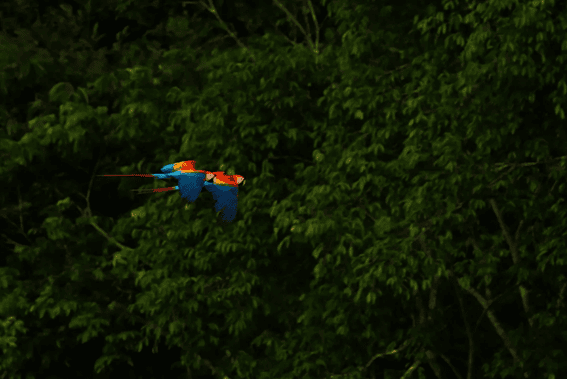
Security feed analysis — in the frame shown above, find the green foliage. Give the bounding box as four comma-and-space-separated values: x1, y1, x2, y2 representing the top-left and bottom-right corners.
1, 0, 567, 378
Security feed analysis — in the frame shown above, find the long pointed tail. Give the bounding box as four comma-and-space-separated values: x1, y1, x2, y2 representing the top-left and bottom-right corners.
131, 186, 178, 194
98, 174, 156, 178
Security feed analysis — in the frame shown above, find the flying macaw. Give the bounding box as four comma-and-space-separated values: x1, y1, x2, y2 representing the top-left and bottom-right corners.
99, 161, 245, 222
99, 160, 213, 203
202, 171, 245, 223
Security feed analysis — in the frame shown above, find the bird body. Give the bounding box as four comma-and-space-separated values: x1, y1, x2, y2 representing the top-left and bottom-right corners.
203, 181, 240, 222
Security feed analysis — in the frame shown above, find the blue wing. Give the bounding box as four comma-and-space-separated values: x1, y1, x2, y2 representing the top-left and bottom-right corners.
203, 181, 239, 222
151, 171, 206, 203
160, 163, 176, 173
176, 173, 207, 203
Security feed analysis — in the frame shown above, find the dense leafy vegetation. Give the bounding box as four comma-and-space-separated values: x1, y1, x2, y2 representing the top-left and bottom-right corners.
1, 0, 566, 378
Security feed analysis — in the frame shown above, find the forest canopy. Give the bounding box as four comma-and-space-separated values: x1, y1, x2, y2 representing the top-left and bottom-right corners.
1, 0, 566, 378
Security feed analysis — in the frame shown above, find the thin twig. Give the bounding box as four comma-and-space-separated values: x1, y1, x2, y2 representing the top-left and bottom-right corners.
449, 271, 522, 366
514, 220, 524, 243
453, 279, 474, 379
487, 164, 516, 188
273, 0, 316, 53
493, 155, 567, 168
86, 158, 100, 217
302, 2, 311, 47
364, 339, 412, 369
2, 234, 28, 248
307, 0, 319, 53
326, 339, 412, 378
1, 214, 23, 234
200, 0, 256, 64
472, 290, 509, 334
273, 0, 308, 39
274, 23, 298, 46
401, 361, 421, 379
202, 357, 219, 377
549, 179, 559, 194
17, 185, 24, 234
89, 221, 133, 252
440, 353, 464, 379
425, 350, 442, 379
489, 199, 532, 327
488, 199, 518, 265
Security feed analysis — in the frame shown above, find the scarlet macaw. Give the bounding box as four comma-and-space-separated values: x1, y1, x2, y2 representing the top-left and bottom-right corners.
100, 160, 213, 203
151, 161, 216, 203
99, 161, 245, 222
202, 171, 245, 222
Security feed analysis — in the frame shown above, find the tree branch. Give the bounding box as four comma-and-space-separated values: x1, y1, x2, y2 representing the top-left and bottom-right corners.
79, 157, 100, 218
364, 338, 412, 369
487, 155, 567, 190
199, 0, 256, 64
413, 237, 444, 378
273, 0, 316, 53
486, 164, 517, 189
429, 266, 440, 312
2, 234, 29, 248
302, 1, 311, 48
514, 219, 524, 243
493, 155, 567, 169
76, 156, 134, 252
326, 339, 412, 379
89, 220, 133, 252
440, 353, 464, 379
449, 271, 523, 367
425, 349, 443, 379
558, 281, 566, 309
488, 198, 532, 327
202, 357, 219, 377
401, 360, 421, 379
453, 279, 474, 379
17, 185, 24, 234
274, 22, 299, 46
306, 0, 319, 53
488, 199, 518, 264
273, 0, 308, 39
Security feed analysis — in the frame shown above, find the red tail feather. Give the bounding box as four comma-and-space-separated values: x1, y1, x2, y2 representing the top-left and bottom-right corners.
98, 174, 156, 177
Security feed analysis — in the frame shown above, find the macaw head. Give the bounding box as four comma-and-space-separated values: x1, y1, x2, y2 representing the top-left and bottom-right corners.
234, 175, 245, 185
173, 160, 196, 171
210, 171, 225, 182
205, 172, 215, 181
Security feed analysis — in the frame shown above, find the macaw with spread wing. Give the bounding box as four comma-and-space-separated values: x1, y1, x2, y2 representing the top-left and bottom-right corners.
99, 160, 245, 222
202, 171, 245, 222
